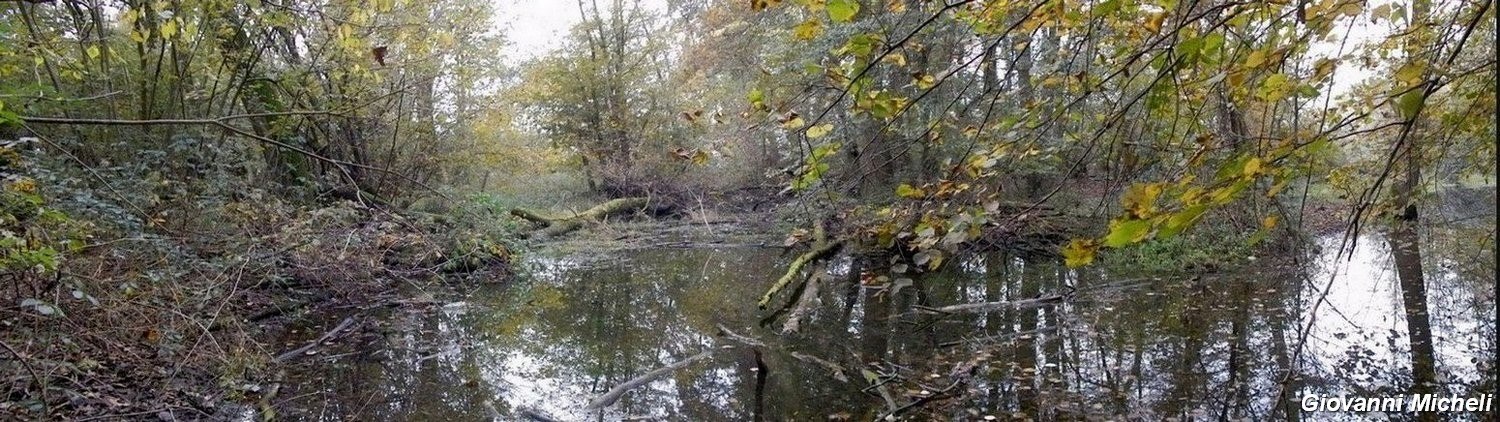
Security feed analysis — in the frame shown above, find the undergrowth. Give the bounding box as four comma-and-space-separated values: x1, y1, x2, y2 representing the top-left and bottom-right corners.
0, 137, 515, 420
1097, 216, 1269, 275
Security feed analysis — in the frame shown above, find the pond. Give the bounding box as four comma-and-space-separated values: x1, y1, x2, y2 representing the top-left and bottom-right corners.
276, 230, 1495, 421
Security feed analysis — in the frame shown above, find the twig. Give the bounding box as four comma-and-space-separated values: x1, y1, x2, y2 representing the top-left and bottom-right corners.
0, 339, 46, 416
715, 324, 767, 348
791, 351, 849, 382
875, 380, 963, 420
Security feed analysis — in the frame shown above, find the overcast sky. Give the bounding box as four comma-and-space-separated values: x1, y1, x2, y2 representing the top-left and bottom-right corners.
493, 0, 579, 62
492, 0, 669, 63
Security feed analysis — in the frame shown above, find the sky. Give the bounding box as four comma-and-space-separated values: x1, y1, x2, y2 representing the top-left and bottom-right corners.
493, 0, 582, 62
491, 0, 669, 63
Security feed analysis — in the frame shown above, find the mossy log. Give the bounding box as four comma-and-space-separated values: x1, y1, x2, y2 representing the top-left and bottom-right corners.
758, 221, 841, 309
510, 197, 658, 238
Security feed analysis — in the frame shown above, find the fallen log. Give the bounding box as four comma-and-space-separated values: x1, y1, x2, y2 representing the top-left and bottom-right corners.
585, 349, 715, 410
510, 197, 660, 238
757, 221, 841, 309
779, 263, 824, 334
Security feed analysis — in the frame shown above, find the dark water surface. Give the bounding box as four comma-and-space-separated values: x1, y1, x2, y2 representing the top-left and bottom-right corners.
279, 229, 1495, 421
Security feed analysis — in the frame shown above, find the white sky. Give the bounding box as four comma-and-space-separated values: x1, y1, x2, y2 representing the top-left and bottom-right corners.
492, 0, 670, 63
493, 0, 584, 62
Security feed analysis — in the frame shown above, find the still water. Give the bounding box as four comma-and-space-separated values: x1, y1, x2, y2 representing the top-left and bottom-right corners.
279, 230, 1495, 421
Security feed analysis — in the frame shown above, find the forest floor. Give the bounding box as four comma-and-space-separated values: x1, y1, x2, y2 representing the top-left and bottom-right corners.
0, 201, 512, 420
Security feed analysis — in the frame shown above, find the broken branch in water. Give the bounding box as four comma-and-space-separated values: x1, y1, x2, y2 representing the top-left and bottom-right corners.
758, 220, 841, 308
875, 380, 963, 420
779, 262, 824, 334
791, 351, 849, 383
274, 316, 357, 363
585, 349, 715, 410
915, 294, 1064, 315
715, 324, 767, 348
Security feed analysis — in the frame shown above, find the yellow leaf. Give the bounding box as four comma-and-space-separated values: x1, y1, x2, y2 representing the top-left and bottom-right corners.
1245, 50, 1267, 69
1121, 182, 1163, 218
1395, 62, 1425, 86
161, 19, 178, 39
86, 46, 100, 59
781, 116, 806, 129
1262, 215, 1279, 229
1242, 157, 1263, 177
806, 123, 834, 138
895, 183, 925, 199
793, 19, 824, 40
1062, 239, 1098, 268
887, 0, 907, 13
882, 52, 907, 67
1144, 12, 1166, 32
913, 72, 936, 89
1312, 58, 1337, 80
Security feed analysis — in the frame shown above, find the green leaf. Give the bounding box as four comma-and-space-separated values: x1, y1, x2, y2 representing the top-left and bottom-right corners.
1396, 89, 1424, 119
1158, 205, 1207, 238
895, 183, 925, 198
828, 0, 860, 23
1095, 0, 1123, 15
748, 88, 767, 111
0, 101, 18, 128
1104, 218, 1152, 248
1255, 73, 1293, 102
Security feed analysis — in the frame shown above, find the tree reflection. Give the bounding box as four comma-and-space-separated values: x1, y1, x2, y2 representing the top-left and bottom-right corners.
275, 223, 1494, 420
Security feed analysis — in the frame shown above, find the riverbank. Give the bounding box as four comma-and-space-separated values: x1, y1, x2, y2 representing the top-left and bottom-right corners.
0, 200, 512, 420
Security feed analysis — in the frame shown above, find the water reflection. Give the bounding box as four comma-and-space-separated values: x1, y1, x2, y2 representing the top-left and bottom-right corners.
280, 229, 1494, 421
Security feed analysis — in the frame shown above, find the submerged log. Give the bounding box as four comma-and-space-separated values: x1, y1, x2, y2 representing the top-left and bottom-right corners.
510, 197, 661, 238
779, 262, 824, 334
584, 349, 714, 410
757, 221, 841, 309
274, 316, 357, 363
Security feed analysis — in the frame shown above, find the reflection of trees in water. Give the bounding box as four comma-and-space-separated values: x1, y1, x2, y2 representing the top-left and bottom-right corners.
280, 229, 1495, 420
1392, 219, 1438, 422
